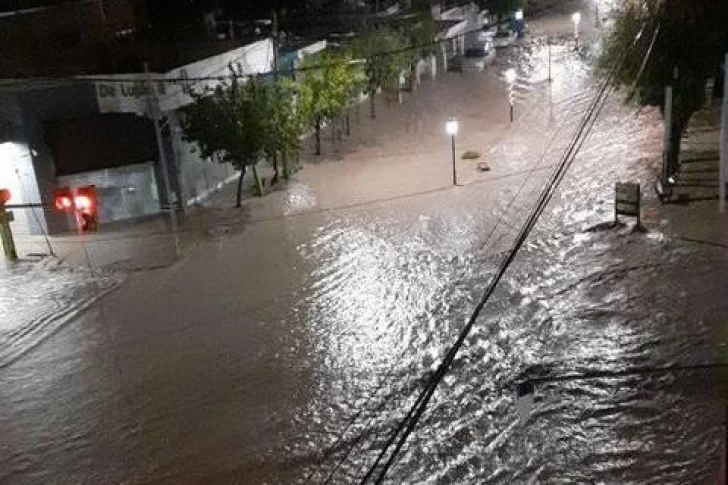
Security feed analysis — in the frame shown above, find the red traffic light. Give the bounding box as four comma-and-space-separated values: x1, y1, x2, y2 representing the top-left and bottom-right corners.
54, 187, 74, 212
0, 188, 10, 204
73, 186, 97, 213
74, 186, 98, 232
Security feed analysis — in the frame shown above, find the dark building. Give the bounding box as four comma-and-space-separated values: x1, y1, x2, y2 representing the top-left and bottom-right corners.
0, 0, 273, 235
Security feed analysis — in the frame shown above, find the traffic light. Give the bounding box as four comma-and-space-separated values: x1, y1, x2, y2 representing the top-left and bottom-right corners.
54, 187, 74, 212
74, 186, 98, 232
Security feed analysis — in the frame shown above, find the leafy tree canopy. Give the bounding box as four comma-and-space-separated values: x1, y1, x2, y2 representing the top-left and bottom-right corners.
598, 0, 728, 168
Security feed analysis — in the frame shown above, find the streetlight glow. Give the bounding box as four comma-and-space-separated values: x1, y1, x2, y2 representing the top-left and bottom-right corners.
505, 69, 517, 123
446, 118, 459, 186
446, 118, 459, 136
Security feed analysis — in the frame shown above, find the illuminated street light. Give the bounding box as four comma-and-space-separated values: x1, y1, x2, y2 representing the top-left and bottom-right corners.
445, 118, 459, 186
572, 11, 582, 48
505, 68, 517, 123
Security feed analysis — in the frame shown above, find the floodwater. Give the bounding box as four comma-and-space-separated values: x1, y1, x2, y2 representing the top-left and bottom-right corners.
2, 12, 728, 485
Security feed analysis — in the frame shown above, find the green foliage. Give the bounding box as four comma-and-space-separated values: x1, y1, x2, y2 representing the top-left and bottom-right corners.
601, 0, 728, 116
405, 13, 439, 59
480, 0, 522, 18
598, 0, 728, 167
181, 76, 265, 171
299, 51, 358, 152
351, 28, 410, 96
182, 72, 311, 201
260, 78, 305, 160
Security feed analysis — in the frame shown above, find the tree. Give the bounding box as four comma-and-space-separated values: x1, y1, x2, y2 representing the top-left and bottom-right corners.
299, 51, 355, 155
399, 12, 439, 91
265, 78, 307, 180
181, 73, 266, 207
351, 28, 409, 118
481, 0, 522, 25
598, 0, 728, 177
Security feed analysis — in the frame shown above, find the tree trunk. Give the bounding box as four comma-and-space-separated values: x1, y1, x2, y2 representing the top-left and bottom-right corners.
370, 92, 376, 118
235, 165, 246, 207
667, 117, 686, 178
315, 119, 321, 155
331, 117, 336, 142
271, 152, 279, 185
346, 112, 350, 136
282, 151, 290, 180
251, 163, 264, 197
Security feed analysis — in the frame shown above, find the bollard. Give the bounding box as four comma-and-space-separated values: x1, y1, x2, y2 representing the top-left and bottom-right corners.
0, 189, 18, 262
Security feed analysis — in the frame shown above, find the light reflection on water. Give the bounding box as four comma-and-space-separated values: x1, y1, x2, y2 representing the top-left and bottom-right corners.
0, 31, 726, 485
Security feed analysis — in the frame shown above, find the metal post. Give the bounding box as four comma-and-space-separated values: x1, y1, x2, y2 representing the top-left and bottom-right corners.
0, 204, 18, 262
662, 85, 674, 189
451, 135, 457, 186
548, 40, 552, 82
720, 53, 728, 213
508, 83, 515, 123
145, 64, 181, 258
724, 404, 728, 485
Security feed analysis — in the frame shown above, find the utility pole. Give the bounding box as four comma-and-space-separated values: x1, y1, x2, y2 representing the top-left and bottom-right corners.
272, 10, 279, 80
720, 53, 727, 213
145, 64, 181, 258
662, 84, 673, 191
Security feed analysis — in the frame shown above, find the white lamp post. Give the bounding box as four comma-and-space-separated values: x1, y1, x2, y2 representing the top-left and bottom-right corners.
572, 12, 582, 48
505, 68, 517, 123
446, 118, 459, 186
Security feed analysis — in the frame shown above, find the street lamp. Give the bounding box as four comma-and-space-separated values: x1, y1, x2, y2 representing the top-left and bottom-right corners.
445, 118, 459, 186
505, 68, 517, 123
572, 11, 582, 48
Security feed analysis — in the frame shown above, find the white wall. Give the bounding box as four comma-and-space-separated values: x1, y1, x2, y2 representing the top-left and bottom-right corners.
93, 39, 274, 115
0, 141, 41, 236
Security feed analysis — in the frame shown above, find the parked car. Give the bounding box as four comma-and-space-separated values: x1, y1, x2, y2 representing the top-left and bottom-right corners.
493, 29, 516, 48
461, 43, 495, 71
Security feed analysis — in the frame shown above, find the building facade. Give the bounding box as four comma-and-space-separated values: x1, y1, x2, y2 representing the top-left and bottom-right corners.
0, 39, 273, 236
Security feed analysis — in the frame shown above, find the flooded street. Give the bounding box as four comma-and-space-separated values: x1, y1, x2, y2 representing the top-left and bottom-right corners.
2, 7, 728, 485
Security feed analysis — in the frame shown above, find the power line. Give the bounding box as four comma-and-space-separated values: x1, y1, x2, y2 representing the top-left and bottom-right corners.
307, 88, 585, 484
305, 91, 578, 482
355, 17, 658, 484
1, 17, 535, 88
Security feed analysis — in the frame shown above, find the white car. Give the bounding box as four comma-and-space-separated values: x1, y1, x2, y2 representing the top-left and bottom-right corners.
461, 43, 496, 71
493, 29, 516, 48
